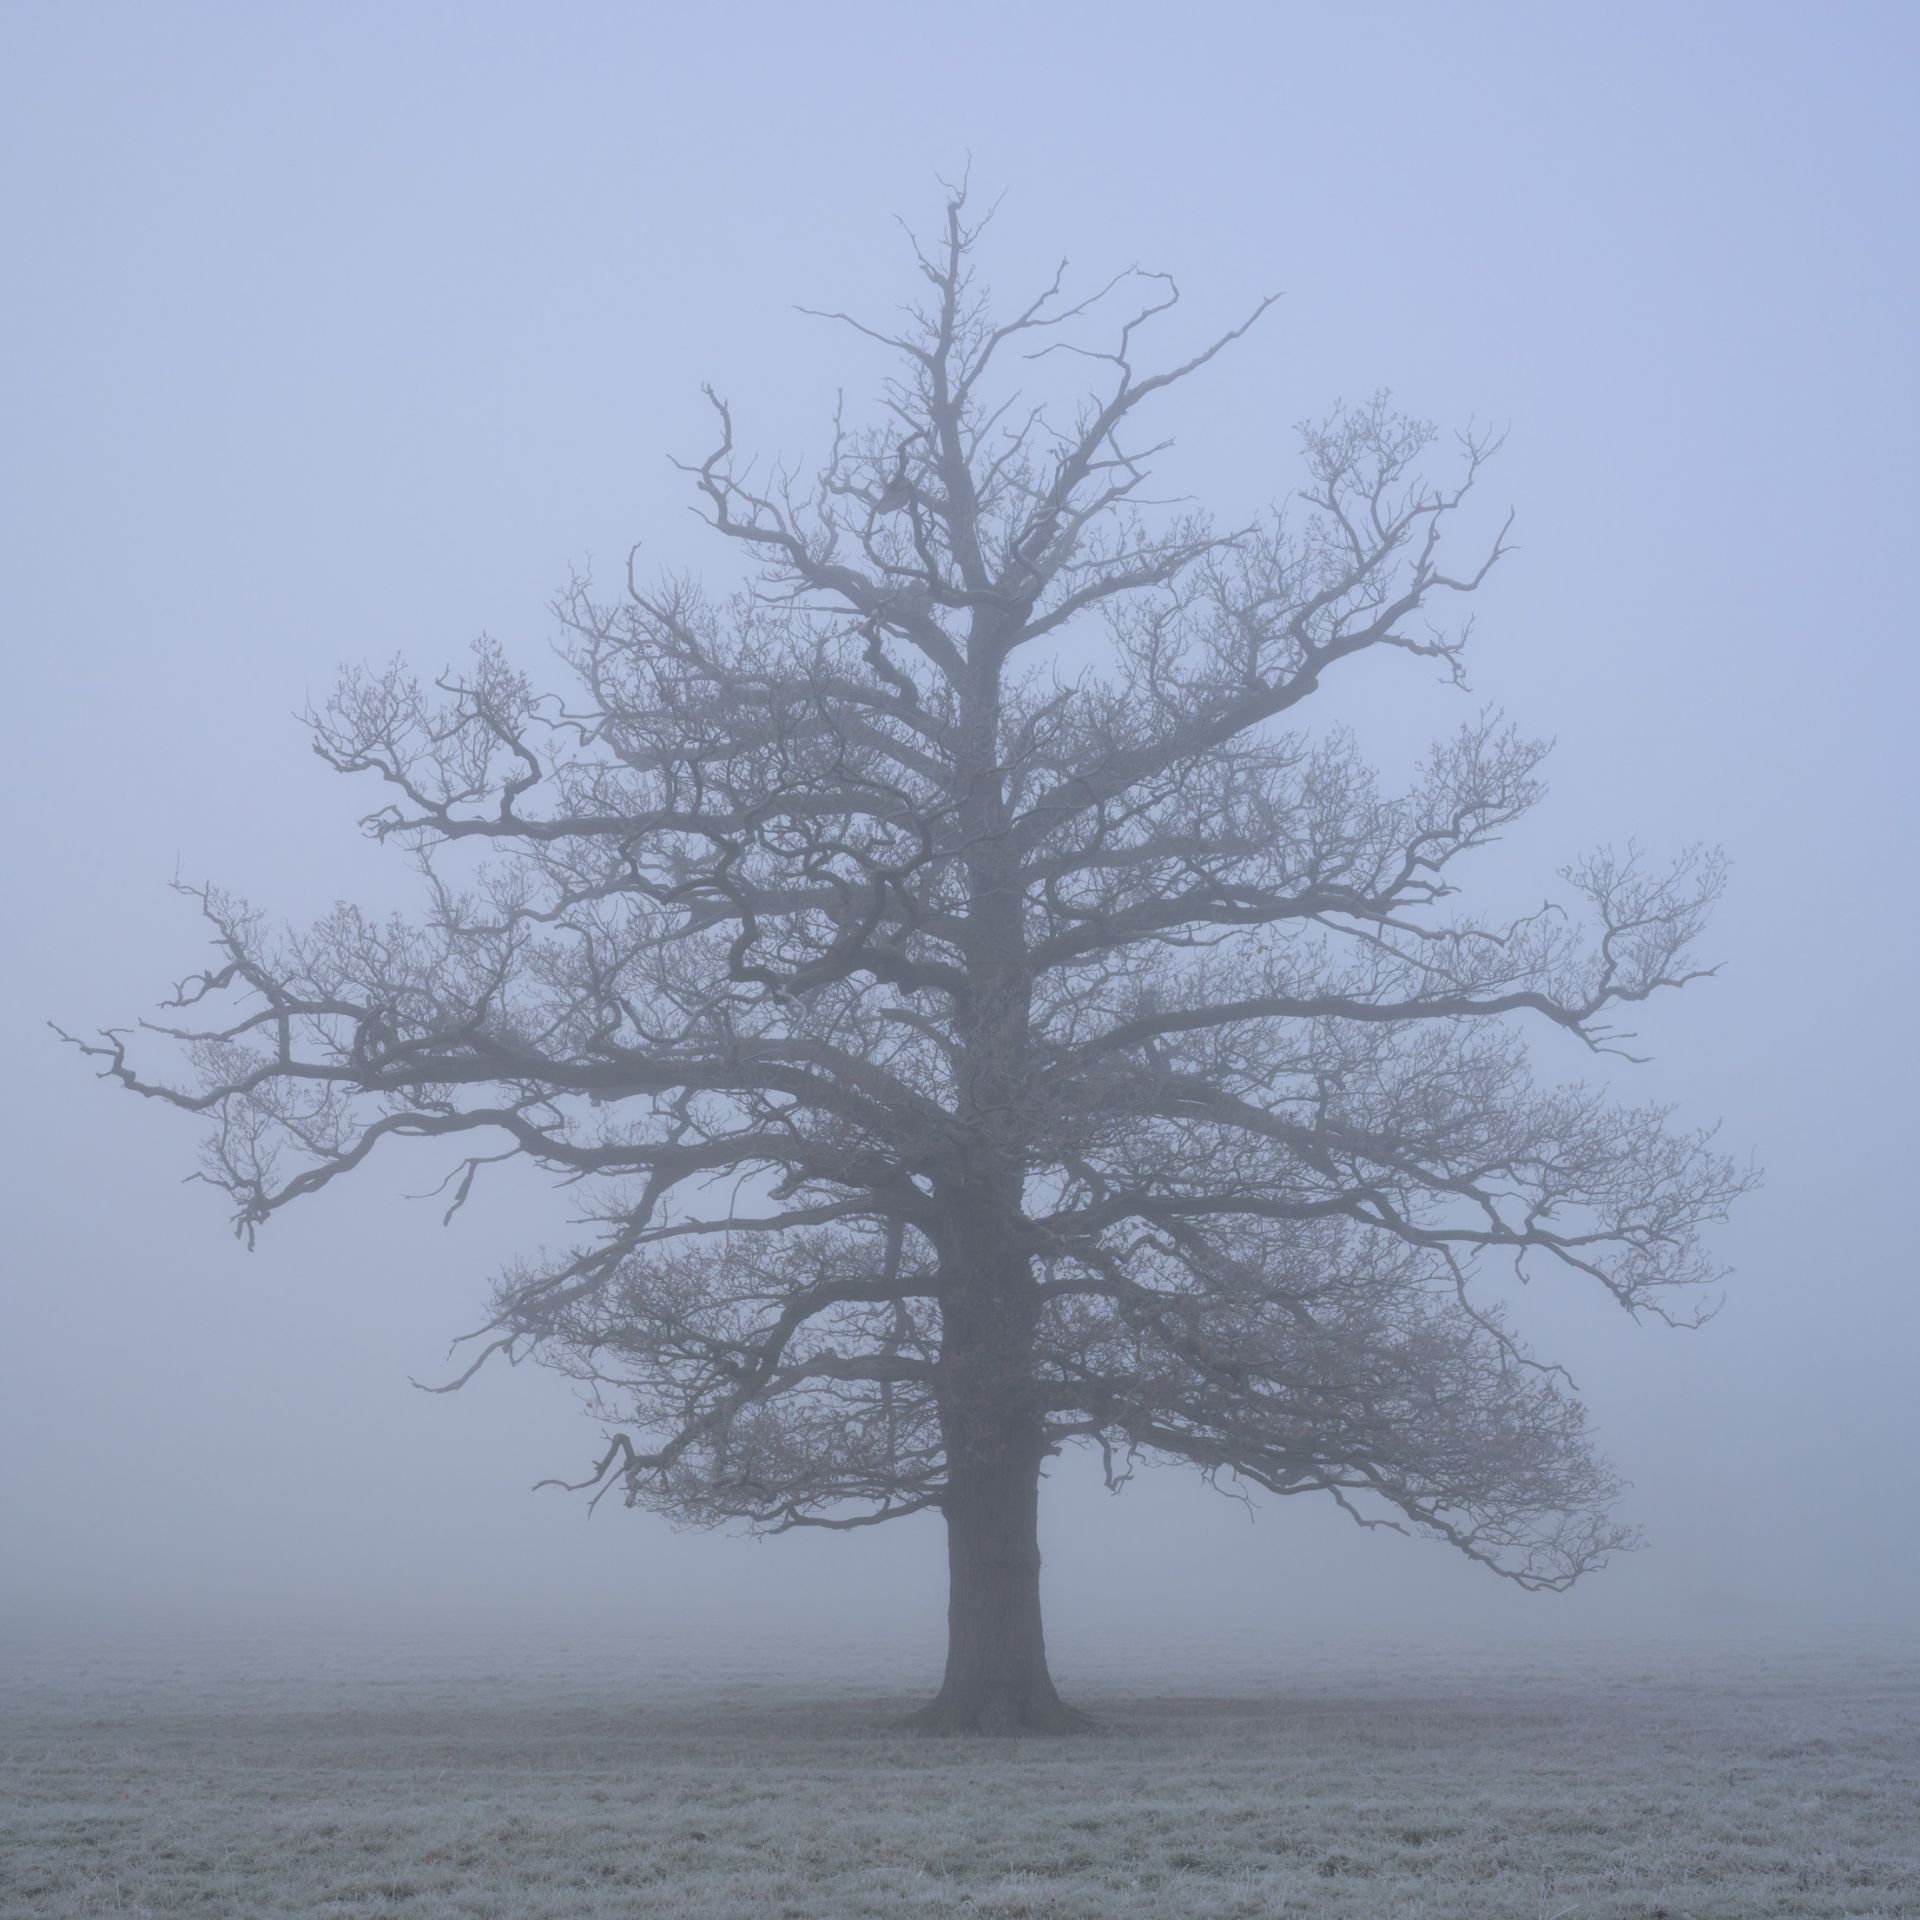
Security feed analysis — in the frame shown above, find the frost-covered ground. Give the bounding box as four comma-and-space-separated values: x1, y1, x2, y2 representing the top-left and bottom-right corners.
2, 1620, 1914, 1918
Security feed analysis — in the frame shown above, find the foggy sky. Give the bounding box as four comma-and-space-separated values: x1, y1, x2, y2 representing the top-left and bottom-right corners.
3, 2, 1915, 1653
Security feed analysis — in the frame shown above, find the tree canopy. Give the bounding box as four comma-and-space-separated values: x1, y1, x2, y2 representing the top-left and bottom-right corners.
67, 186, 1753, 1729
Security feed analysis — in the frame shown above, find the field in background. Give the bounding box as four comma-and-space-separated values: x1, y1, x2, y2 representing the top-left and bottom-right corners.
3, 1622, 1914, 1918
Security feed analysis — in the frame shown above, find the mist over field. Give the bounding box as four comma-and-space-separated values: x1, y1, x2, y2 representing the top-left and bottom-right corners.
3, 3, 1916, 1914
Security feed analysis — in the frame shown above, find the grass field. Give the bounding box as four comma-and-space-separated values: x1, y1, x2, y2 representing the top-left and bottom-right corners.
2, 1622, 1914, 1918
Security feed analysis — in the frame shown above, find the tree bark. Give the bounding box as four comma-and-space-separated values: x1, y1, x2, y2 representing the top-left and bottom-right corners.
905, 1277, 1091, 1734
907, 1441, 1089, 1734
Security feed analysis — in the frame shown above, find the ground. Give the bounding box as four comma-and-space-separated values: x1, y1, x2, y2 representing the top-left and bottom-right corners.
2, 1622, 1914, 1918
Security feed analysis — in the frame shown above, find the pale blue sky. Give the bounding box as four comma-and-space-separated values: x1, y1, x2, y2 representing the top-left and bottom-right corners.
3, 2, 1914, 1648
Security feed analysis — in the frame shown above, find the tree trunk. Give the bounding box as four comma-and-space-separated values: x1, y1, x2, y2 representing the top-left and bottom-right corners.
906, 1282, 1090, 1734
907, 1442, 1089, 1734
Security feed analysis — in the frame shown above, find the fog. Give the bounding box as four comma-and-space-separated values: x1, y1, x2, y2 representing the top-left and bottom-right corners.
3, 2, 1914, 1672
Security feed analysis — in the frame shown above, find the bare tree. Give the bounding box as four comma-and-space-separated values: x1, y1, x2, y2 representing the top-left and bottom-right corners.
64, 187, 1753, 1732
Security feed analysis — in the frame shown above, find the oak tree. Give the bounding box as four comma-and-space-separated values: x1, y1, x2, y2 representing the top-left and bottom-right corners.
67, 189, 1751, 1732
